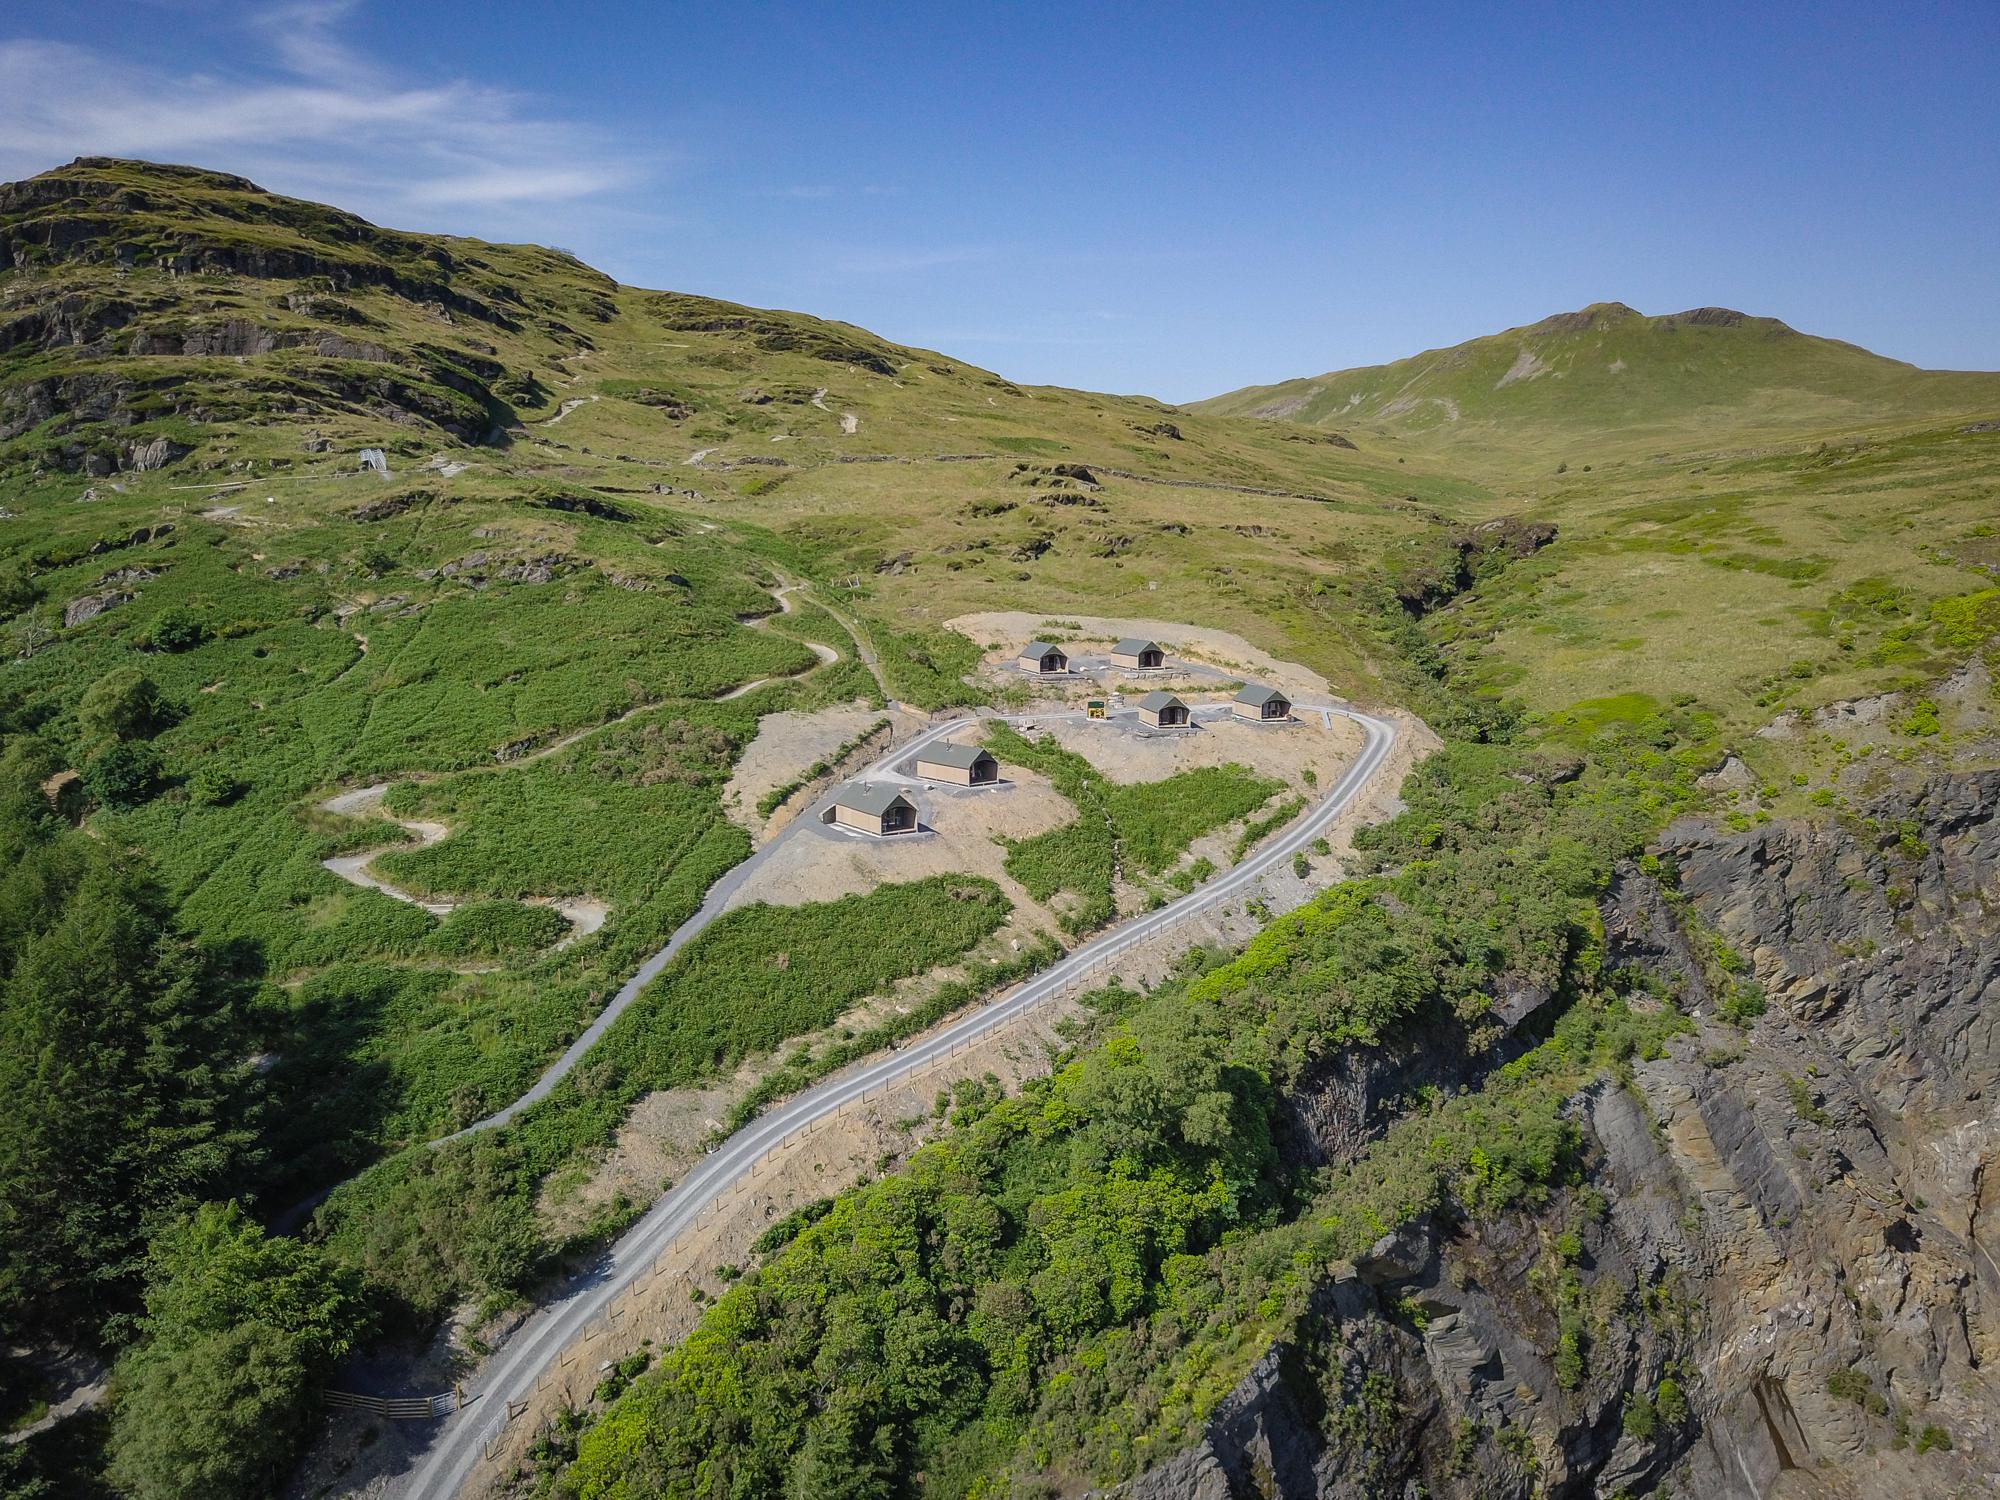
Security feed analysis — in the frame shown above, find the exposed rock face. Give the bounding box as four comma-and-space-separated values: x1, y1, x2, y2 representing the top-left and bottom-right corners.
0, 292, 140, 354
131, 318, 282, 357
1121, 772, 2000, 1499
64, 589, 133, 627
536, 492, 630, 522
1697, 752, 1756, 792
1278, 1017, 1527, 1172
349, 494, 415, 523
126, 435, 190, 471
1812, 692, 1902, 732
497, 553, 571, 585
1392, 517, 1559, 616
126, 321, 394, 363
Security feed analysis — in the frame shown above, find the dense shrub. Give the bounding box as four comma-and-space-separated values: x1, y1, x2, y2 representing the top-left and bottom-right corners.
317, 876, 1014, 1316
421, 900, 567, 959
83, 740, 164, 807
0, 560, 38, 619
868, 621, 983, 709
142, 606, 206, 653
186, 764, 241, 806
105, 1204, 369, 1500
77, 666, 171, 744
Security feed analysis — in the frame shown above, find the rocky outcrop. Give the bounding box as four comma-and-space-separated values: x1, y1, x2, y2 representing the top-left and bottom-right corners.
649, 295, 898, 375
1124, 772, 2000, 1499
1390, 516, 1559, 616
535, 492, 631, 522
1279, 1016, 1527, 1172
130, 318, 283, 358
0, 160, 541, 333
64, 589, 133, 627
497, 553, 573, 586
0, 292, 140, 354
349, 494, 417, 523
1697, 753, 1756, 792
124, 319, 393, 363
1, 353, 491, 462
127, 435, 190, 472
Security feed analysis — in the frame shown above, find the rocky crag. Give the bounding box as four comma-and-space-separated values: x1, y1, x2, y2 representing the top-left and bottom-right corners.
1125, 771, 2000, 1499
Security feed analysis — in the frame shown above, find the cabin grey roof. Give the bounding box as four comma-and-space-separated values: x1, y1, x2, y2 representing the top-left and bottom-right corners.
1234, 684, 1289, 706
918, 742, 995, 770
1020, 641, 1065, 660
1137, 691, 1186, 712
1113, 638, 1161, 657
833, 783, 916, 816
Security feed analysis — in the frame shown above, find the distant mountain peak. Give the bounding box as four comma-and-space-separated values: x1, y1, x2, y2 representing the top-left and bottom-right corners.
1533, 302, 1643, 333
1194, 300, 1998, 464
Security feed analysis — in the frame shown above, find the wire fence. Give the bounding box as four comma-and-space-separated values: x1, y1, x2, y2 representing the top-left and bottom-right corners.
324, 1389, 458, 1420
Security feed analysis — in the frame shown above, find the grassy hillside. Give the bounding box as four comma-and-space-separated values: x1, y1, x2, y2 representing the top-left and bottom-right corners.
0, 157, 1470, 698
1194, 301, 2000, 471
0, 159, 1462, 1368
4, 159, 1998, 1499
3, 161, 1992, 1205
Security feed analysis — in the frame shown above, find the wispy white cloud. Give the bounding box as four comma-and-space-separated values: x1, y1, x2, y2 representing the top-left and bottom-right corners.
916, 330, 1140, 348
753, 183, 898, 202
0, 3, 659, 234
249, 0, 371, 85
828, 245, 996, 276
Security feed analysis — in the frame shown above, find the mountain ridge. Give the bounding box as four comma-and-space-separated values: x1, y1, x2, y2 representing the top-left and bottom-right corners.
0, 156, 1430, 495
1193, 298, 1999, 471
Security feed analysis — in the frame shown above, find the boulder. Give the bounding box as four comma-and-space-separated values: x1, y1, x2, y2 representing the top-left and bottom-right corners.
64, 589, 133, 627
127, 436, 191, 472
1697, 753, 1756, 792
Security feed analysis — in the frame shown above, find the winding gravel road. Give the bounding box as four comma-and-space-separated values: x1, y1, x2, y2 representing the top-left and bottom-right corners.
399, 701, 1397, 1498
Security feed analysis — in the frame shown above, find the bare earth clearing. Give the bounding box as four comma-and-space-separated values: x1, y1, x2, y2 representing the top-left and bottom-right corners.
720, 765, 1074, 923
721, 700, 896, 837
1038, 708, 1363, 787
948, 608, 1337, 703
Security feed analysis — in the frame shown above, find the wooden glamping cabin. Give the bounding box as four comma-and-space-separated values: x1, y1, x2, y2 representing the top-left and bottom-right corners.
1109, 638, 1166, 670
1137, 691, 1191, 728
1232, 685, 1292, 722
914, 742, 999, 786
825, 784, 918, 835
1018, 641, 1069, 673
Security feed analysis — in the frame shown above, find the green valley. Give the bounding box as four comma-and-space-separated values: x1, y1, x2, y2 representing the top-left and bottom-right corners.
1, 155, 1996, 1500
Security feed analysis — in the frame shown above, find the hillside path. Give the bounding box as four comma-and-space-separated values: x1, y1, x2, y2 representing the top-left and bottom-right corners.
264, 582, 844, 1233
315, 582, 830, 932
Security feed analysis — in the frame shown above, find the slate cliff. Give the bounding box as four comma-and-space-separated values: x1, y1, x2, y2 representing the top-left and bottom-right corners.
1121, 771, 2000, 1499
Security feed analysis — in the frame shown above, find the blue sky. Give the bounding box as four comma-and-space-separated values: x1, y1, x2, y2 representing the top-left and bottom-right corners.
4, 1, 1996, 400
